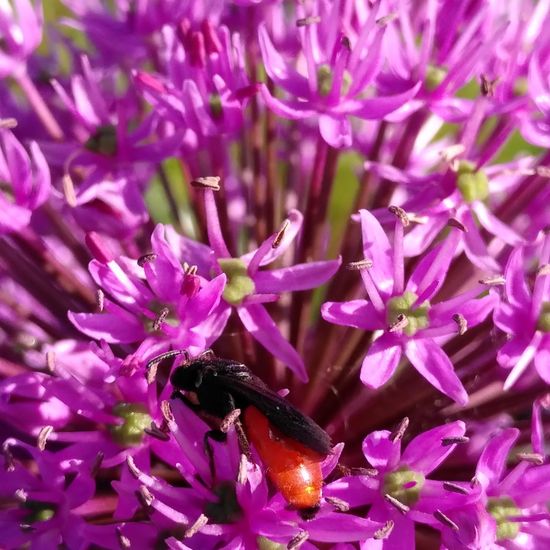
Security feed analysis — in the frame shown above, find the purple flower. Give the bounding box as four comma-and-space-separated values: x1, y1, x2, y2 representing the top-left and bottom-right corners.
0, 0, 43, 79
69, 225, 228, 358
322, 208, 496, 404
124, 399, 380, 549
442, 428, 550, 548
190, 184, 341, 381
324, 420, 473, 547
0, 127, 50, 233
494, 235, 550, 389
259, 5, 420, 148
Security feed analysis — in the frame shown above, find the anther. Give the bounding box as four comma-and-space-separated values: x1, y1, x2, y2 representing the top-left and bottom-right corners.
220, 409, 241, 433
146, 361, 158, 384
2, 442, 15, 471
517, 452, 544, 465
144, 422, 171, 442
161, 400, 174, 423
325, 496, 350, 512
184, 514, 208, 538
388, 205, 410, 227
384, 494, 409, 514
443, 481, 469, 495
183, 263, 198, 275
389, 313, 409, 332
452, 313, 468, 335
63, 174, 77, 207
96, 289, 105, 313
37, 426, 53, 451
470, 475, 480, 488
190, 176, 221, 190
153, 307, 170, 331
0, 117, 17, 128
91, 451, 104, 477
434, 509, 459, 531
296, 16, 321, 26
447, 218, 467, 232
374, 520, 395, 540
126, 455, 140, 479
440, 144, 465, 163
238, 453, 248, 484
376, 13, 397, 26
137, 486, 154, 508
480, 74, 498, 97
346, 258, 373, 270
288, 530, 309, 550
390, 417, 409, 442
137, 254, 157, 267
479, 275, 505, 286
14, 488, 27, 503
46, 350, 56, 373
536, 166, 550, 177
273, 220, 290, 248
537, 264, 550, 277
441, 435, 469, 446
116, 526, 131, 549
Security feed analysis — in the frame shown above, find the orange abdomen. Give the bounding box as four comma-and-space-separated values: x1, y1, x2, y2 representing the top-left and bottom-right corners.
242, 406, 325, 510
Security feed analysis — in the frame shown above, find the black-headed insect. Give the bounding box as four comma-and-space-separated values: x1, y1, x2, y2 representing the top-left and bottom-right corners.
148, 350, 332, 518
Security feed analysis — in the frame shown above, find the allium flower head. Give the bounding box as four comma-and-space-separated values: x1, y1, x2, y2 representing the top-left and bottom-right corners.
1, 1, 550, 549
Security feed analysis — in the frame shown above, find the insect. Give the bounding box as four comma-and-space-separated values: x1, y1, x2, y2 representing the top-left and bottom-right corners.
150, 350, 332, 519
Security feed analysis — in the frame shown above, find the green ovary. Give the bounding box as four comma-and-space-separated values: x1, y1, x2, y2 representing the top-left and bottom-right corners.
456, 161, 489, 203
383, 467, 425, 507
387, 291, 430, 336
537, 302, 550, 332
110, 403, 152, 446
425, 65, 447, 91
487, 497, 520, 540
218, 258, 255, 305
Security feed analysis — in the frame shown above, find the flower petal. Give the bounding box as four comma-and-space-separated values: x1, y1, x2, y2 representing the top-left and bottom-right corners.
359, 209, 394, 298
321, 299, 384, 331
68, 303, 146, 344
237, 304, 307, 381
360, 333, 402, 388
475, 428, 519, 490
318, 115, 352, 149
254, 258, 341, 294
405, 339, 468, 405
362, 430, 399, 470
400, 421, 466, 474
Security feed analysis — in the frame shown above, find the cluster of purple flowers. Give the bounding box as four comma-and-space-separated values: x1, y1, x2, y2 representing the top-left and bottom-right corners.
1, 0, 549, 548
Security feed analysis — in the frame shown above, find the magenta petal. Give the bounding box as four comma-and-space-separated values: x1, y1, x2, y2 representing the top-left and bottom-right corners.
336, 82, 421, 118
306, 513, 381, 542
318, 115, 352, 148
321, 299, 383, 331
475, 428, 519, 490
254, 258, 340, 294
404, 339, 468, 405
260, 84, 315, 119
237, 304, 307, 381
359, 209, 394, 297
68, 303, 146, 344
534, 334, 550, 383
504, 247, 531, 308
257, 25, 310, 98
400, 421, 466, 474
528, 54, 550, 115
362, 430, 400, 470
360, 333, 402, 388
471, 201, 523, 246
406, 229, 459, 300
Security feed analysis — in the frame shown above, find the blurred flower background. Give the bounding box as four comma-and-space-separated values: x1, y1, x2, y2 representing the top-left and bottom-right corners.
1, 0, 550, 548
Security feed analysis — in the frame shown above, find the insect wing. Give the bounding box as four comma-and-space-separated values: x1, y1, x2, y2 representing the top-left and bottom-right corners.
208, 372, 332, 455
